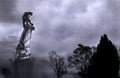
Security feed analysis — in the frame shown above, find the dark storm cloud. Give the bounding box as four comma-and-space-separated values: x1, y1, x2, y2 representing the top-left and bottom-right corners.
96, 0, 120, 44
30, 0, 120, 58
31, 0, 103, 57
0, 0, 120, 58
0, 0, 19, 23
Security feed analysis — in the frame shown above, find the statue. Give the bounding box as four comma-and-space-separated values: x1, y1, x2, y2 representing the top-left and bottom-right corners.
15, 12, 35, 59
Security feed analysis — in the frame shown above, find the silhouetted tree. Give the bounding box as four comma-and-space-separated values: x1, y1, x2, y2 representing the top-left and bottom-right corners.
117, 47, 120, 59
87, 34, 119, 78
48, 51, 67, 78
68, 44, 95, 78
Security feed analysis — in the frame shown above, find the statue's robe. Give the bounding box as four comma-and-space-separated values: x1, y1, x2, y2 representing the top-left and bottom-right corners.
16, 24, 34, 59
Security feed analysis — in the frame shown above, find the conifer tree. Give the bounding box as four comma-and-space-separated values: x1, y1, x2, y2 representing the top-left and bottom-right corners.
87, 34, 119, 78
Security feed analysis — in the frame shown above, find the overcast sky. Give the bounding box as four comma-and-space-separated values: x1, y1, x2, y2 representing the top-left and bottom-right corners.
0, 0, 120, 59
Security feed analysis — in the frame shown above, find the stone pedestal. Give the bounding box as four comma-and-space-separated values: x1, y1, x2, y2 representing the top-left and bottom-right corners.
13, 58, 34, 78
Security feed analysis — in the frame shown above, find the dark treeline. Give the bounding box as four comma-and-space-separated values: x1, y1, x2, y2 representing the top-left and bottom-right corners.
48, 34, 120, 78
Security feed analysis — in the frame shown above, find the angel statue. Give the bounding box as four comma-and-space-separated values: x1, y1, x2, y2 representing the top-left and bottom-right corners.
15, 12, 35, 59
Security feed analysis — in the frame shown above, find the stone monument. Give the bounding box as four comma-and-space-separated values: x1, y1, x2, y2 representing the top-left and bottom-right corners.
13, 12, 35, 78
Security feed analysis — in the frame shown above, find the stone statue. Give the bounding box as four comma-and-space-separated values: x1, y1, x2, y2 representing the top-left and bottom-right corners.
15, 12, 35, 59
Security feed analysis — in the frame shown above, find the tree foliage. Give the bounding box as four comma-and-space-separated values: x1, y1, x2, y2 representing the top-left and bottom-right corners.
68, 44, 95, 78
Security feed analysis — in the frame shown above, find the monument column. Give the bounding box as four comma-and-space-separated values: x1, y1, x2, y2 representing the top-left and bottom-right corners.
13, 12, 35, 78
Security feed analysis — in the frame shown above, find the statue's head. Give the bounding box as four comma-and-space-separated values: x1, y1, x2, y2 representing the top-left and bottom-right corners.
27, 12, 33, 16
23, 12, 33, 18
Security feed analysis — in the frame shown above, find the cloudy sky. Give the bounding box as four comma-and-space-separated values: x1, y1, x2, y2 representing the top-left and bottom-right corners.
0, 0, 120, 59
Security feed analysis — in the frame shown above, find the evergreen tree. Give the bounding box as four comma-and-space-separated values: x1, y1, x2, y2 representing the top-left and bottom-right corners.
87, 34, 119, 78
